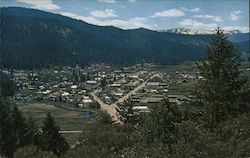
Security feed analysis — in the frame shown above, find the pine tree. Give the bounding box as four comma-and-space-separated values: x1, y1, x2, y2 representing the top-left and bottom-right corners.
141, 98, 182, 153
0, 99, 16, 157
117, 98, 139, 126
194, 27, 249, 129
41, 113, 68, 156
12, 106, 32, 146
100, 77, 107, 89
0, 99, 40, 157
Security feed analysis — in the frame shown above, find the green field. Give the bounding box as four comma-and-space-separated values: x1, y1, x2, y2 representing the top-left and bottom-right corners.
149, 64, 197, 73
18, 102, 98, 145
240, 62, 250, 69
150, 62, 249, 73
168, 82, 195, 95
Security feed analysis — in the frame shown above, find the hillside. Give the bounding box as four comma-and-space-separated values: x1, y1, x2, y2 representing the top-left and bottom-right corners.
1, 7, 249, 69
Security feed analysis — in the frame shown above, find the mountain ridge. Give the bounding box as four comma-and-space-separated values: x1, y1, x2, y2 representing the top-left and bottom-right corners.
1, 7, 249, 69
159, 28, 243, 35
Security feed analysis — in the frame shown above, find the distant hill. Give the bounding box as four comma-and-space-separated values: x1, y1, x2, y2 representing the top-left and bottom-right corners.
1, 7, 249, 69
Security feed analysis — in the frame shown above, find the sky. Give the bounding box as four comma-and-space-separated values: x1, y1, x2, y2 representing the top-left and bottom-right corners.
1, 0, 249, 32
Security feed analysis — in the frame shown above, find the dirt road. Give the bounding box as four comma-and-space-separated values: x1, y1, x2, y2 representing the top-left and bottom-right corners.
90, 73, 159, 122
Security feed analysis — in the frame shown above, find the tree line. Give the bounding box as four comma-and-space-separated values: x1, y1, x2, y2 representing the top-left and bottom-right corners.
0, 98, 68, 158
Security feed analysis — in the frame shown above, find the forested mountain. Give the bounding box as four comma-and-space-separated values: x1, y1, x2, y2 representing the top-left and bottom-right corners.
1, 7, 249, 69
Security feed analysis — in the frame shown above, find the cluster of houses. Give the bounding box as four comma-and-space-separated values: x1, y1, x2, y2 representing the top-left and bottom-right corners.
3, 63, 199, 112
97, 70, 152, 104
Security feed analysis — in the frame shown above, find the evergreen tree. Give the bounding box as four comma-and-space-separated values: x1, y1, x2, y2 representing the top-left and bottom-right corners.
0, 99, 16, 157
141, 98, 182, 153
12, 106, 34, 147
95, 111, 113, 124
117, 98, 139, 126
100, 77, 107, 89
194, 27, 249, 129
41, 113, 68, 156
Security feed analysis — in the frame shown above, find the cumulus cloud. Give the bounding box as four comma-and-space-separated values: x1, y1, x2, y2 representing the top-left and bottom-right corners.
191, 8, 200, 12
180, 7, 200, 13
179, 19, 217, 30
90, 9, 117, 18
151, 9, 185, 18
60, 12, 154, 30
193, 14, 223, 22
230, 10, 242, 21
16, 0, 60, 11
98, 0, 116, 3
128, 0, 137, 2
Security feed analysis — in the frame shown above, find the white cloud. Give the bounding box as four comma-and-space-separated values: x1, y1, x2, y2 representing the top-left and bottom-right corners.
16, 0, 60, 11
179, 19, 217, 30
180, 7, 200, 13
98, 0, 116, 3
61, 12, 101, 24
223, 25, 249, 33
128, 0, 137, 2
193, 14, 223, 22
230, 10, 242, 21
191, 8, 200, 12
60, 12, 155, 30
90, 9, 117, 18
105, 17, 154, 29
179, 7, 189, 12
151, 9, 185, 18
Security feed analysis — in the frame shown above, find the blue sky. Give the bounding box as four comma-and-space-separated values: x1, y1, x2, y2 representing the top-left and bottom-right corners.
1, 0, 249, 32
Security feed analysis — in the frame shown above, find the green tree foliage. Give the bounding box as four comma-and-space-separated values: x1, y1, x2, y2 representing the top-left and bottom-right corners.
12, 106, 34, 146
95, 110, 113, 124
14, 145, 57, 158
0, 76, 14, 97
194, 27, 249, 129
40, 113, 68, 157
172, 113, 250, 158
0, 99, 16, 157
64, 123, 136, 158
117, 98, 139, 126
100, 77, 107, 89
0, 99, 38, 157
141, 98, 182, 153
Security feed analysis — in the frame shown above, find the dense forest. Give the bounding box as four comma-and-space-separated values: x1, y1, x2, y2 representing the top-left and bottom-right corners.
1, 7, 249, 69
1, 28, 250, 158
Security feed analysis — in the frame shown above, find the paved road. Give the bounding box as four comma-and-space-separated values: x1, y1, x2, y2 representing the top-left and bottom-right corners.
90, 73, 159, 122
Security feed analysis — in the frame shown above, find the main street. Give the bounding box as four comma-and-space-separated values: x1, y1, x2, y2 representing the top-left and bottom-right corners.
90, 73, 159, 122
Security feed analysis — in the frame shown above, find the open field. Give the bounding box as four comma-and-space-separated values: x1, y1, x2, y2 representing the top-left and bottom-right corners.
150, 62, 249, 73
18, 102, 98, 144
149, 64, 197, 73
168, 82, 195, 95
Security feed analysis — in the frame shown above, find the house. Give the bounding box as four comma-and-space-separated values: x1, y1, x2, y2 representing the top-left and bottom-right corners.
86, 80, 97, 84
147, 82, 160, 86
110, 83, 121, 87
114, 92, 124, 98
133, 106, 149, 112
82, 96, 93, 104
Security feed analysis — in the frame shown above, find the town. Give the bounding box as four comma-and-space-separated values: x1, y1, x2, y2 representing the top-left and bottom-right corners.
1, 63, 201, 120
